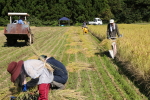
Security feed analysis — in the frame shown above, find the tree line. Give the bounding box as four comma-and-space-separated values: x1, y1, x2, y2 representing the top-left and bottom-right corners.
0, 0, 150, 26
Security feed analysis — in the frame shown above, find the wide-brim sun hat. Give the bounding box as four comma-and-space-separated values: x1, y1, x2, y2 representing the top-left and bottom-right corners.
109, 19, 114, 23
7, 60, 23, 83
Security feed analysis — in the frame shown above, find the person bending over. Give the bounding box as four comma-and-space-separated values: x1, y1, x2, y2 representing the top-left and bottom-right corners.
39, 55, 68, 90
7, 59, 53, 100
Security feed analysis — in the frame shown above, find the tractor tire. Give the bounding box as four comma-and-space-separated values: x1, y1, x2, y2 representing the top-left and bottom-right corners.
31, 34, 34, 43
7, 38, 16, 46
14, 39, 17, 44
26, 34, 32, 46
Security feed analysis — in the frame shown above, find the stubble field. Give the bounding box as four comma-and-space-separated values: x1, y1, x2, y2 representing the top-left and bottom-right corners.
0, 26, 149, 100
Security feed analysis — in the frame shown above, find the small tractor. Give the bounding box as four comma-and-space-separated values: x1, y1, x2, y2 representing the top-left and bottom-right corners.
4, 12, 34, 46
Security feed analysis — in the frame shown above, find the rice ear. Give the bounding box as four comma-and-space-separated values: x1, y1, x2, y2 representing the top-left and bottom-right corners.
39, 56, 54, 72
44, 62, 54, 72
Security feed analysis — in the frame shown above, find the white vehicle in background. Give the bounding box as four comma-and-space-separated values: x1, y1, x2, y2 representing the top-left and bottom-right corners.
88, 18, 103, 25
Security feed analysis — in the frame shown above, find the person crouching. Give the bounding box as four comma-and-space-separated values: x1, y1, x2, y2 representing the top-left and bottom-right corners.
39, 55, 68, 90
7, 59, 53, 100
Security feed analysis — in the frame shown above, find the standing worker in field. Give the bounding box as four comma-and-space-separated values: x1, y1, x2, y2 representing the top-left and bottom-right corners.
7, 59, 54, 100
106, 19, 121, 39
82, 21, 87, 28
106, 19, 122, 59
39, 55, 68, 90
82, 21, 88, 34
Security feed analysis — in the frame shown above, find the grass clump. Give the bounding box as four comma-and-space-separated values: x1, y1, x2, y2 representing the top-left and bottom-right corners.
49, 89, 87, 100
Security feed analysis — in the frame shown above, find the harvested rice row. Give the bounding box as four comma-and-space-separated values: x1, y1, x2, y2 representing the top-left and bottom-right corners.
99, 55, 126, 99
33, 27, 66, 54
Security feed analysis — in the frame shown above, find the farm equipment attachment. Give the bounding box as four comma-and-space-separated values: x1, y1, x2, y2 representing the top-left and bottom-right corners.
4, 12, 34, 46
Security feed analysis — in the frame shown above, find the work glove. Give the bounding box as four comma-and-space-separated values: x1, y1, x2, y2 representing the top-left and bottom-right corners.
26, 78, 39, 88
22, 84, 28, 92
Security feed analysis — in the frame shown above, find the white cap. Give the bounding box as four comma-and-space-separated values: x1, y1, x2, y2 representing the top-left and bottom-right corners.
109, 19, 114, 23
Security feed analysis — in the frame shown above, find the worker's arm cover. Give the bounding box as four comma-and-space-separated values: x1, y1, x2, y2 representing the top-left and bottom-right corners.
26, 78, 39, 88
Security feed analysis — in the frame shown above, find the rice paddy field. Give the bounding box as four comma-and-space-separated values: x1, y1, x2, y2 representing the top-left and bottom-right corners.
88, 24, 150, 96
0, 27, 4, 30
0, 25, 149, 100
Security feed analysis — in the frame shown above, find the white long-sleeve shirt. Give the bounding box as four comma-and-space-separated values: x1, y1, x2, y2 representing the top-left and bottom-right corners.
24, 59, 53, 85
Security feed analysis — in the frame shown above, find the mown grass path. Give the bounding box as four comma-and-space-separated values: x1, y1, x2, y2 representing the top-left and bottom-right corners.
0, 27, 148, 100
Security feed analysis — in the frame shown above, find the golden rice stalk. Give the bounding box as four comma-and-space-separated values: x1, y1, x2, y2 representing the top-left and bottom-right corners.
49, 89, 87, 100
99, 39, 111, 50
28, 55, 39, 60
65, 42, 82, 46
66, 48, 81, 54
66, 62, 95, 72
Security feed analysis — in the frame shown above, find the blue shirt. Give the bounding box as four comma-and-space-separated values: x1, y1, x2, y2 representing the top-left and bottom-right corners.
46, 57, 68, 84
18, 19, 24, 24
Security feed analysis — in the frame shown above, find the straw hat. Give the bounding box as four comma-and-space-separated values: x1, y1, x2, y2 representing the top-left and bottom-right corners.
7, 60, 23, 82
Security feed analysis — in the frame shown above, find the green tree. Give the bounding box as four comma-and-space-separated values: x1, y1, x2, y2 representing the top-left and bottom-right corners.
81, 0, 94, 21
99, 0, 113, 21
63, 0, 83, 24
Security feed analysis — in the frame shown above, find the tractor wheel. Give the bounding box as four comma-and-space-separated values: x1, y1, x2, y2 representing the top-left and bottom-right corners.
26, 35, 32, 46
29, 34, 32, 45
7, 39, 11, 46
7, 38, 16, 46
31, 34, 34, 43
